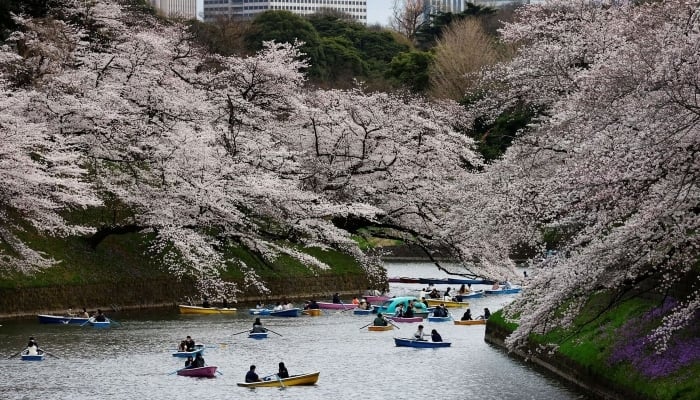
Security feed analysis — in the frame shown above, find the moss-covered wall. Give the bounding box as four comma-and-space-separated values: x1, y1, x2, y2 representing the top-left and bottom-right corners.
0, 272, 376, 318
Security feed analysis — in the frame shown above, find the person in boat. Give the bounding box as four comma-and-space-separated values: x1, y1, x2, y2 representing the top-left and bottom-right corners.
352, 297, 360, 305
222, 298, 229, 308
308, 299, 320, 309
26, 337, 40, 355
373, 313, 388, 326
413, 325, 426, 341
431, 329, 443, 342
81, 308, 90, 318
278, 362, 289, 379
503, 281, 513, 290
192, 353, 205, 368
185, 336, 196, 351
458, 284, 467, 294
202, 298, 210, 308
184, 356, 194, 368
252, 317, 267, 333
428, 288, 440, 299
332, 293, 341, 304
461, 308, 473, 321
394, 303, 405, 317
444, 287, 452, 300
421, 297, 429, 308
404, 303, 415, 318
245, 365, 262, 382
177, 340, 187, 352
273, 302, 284, 311
491, 281, 500, 290
432, 304, 446, 318
255, 302, 263, 309
94, 309, 107, 322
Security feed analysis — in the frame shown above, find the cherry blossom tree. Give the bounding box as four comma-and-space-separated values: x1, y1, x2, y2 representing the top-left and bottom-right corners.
455, 0, 699, 354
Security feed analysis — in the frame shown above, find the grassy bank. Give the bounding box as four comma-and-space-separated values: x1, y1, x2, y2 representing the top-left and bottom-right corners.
486, 290, 699, 400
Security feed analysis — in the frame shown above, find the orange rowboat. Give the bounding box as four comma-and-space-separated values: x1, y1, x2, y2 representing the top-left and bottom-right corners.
368, 325, 393, 331
453, 319, 486, 325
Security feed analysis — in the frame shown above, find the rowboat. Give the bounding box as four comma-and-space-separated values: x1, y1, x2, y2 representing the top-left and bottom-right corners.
425, 299, 467, 308
394, 338, 451, 348
269, 308, 301, 317
178, 305, 237, 314
368, 325, 393, 331
37, 314, 90, 325
303, 309, 322, 316
87, 319, 111, 328
248, 332, 268, 339
21, 349, 45, 361
447, 278, 494, 285
248, 308, 271, 315
427, 315, 452, 323
176, 365, 218, 378
236, 371, 320, 388
454, 319, 486, 325
388, 316, 423, 323
172, 344, 205, 358
484, 287, 522, 295
352, 308, 375, 315
316, 302, 357, 310
363, 294, 391, 303
453, 290, 485, 301
418, 278, 449, 285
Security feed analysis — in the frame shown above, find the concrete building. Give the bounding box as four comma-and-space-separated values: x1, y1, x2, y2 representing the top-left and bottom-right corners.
150, 0, 197, 19
203, 0, 367, 23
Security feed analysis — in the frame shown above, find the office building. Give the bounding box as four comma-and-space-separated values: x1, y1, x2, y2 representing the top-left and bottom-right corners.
203, 0, 367, 23
150, 0, 197, 19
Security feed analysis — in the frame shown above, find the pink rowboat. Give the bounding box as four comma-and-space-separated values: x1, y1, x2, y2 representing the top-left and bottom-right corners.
363, 295, 391, 303
176, 366, 218, 378
388, 316, 424, 323
316, 302, 357, 310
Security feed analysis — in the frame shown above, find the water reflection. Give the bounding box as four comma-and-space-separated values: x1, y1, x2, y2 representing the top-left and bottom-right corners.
0, 262, 587, 399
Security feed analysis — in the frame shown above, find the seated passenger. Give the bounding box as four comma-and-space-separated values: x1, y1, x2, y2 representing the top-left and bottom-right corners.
373, 313, 388, 326
431, 329, 443, 342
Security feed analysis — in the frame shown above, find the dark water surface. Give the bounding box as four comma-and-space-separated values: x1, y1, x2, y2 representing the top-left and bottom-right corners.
0, 262, 589, 399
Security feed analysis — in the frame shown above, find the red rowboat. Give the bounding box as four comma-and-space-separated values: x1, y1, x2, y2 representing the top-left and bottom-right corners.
176, 366, 218, 378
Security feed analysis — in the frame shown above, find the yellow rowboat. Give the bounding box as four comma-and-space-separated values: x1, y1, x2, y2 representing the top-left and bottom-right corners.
426, 299, 467, 308
178, 305, 237, 315
453, 319, 486, 325
237, 371, 320, 388
368, 325, 394, 331
303, 309, 322, 316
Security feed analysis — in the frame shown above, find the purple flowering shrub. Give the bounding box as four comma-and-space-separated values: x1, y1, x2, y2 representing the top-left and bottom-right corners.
608, 298, 700, 379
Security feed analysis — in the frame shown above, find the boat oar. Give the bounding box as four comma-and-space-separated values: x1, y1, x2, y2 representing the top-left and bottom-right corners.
80, 319, 91, 327
6, 350, 23, 359
41, 349, 60, 359
359, 322, 373, 330
385, 318, 400, 329
232, 329, 250, 336
266, 328, 283, 337
276, 374, 286, 390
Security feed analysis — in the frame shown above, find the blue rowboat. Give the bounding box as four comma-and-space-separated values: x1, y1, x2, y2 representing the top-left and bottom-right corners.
172, 344, 205, 358
352, 308, 376, 315
453, 290, 485, 301
427, 315, 452, 323
248, 332, 268, 339
394, 338, 451, 348
37, 314, 89, 325
21, 349, 45, 361
269, 308, 301, 317
484, 287, 522, 295
248, 308, 271, 315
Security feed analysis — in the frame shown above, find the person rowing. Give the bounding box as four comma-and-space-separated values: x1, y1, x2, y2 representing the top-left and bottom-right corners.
252, 317, 267, 333
373, 313, 388, 326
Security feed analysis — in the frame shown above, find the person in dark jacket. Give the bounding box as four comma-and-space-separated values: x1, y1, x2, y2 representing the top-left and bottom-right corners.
245, 365, 261, 382
431, 329, 443, 342
461, 309, 473, 321
404, 303, 414, 318
252, 317, 266, 333
332, 293, 341, 304
184, 356, 194, 368
192, 353, 205, 368
373, 313, 388, 326
277, 362, 289, 379
184, 336, 195, 351
94, 309, 106, 322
